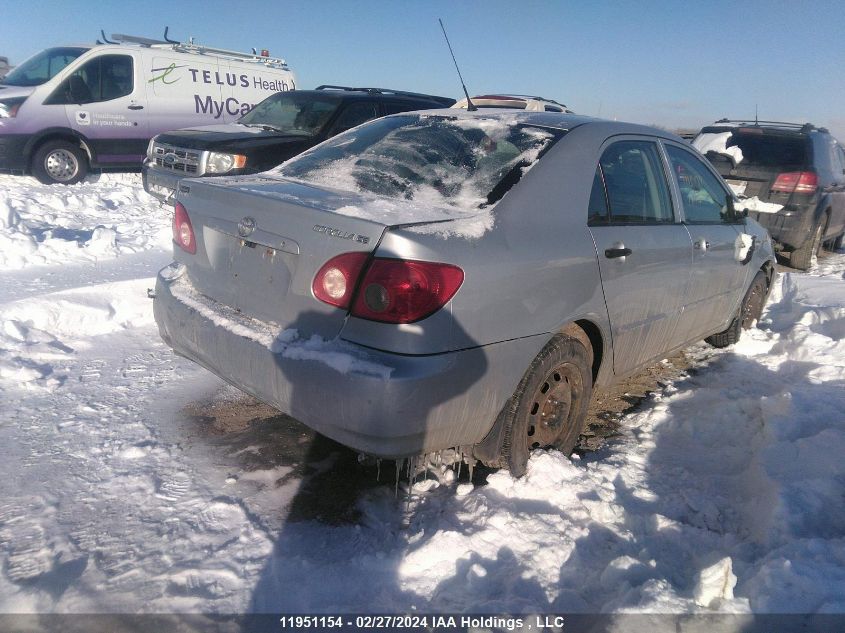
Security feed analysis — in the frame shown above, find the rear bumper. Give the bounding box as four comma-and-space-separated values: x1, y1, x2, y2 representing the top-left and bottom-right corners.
750, 204, 816, 251
0, 134, 29, 173
142, 161, 184, 205
153, 264, 539, 457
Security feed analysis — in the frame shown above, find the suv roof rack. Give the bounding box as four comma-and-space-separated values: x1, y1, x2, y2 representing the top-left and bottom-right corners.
103, 28, 288, 69
711, 118, 820, 133
315, 85, 453, 106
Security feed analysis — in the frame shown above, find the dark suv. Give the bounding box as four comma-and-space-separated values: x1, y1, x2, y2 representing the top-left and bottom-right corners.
694, 120, 845, 269
142, 85, 455, 204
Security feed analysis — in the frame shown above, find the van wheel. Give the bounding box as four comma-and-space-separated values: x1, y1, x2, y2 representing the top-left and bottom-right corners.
705, 271, 767, 348
500, 334, 592, 477
32, 140, 88, 185
790, 220, 823, 271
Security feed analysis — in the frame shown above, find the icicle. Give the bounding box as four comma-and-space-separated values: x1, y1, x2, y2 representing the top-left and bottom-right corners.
376, 458, 381, 483
394, 459, 400, 499
468, 458, 474, 483
457, 457, 462, 481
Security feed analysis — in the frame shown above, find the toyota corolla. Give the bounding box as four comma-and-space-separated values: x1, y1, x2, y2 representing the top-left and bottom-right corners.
153, 110, 775, 475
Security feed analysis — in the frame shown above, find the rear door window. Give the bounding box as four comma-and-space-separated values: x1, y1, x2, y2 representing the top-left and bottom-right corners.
328, 102, 379, 135
599, 140, 674, 223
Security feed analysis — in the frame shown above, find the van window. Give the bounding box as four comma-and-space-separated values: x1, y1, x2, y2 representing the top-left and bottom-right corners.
0, 47, 87, 87
599, 141, 674, 223
47, 55, 134, 104
665, 144, 732, 224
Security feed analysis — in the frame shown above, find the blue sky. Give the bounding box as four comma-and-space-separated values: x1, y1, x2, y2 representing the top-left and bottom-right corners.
3, 0, 844, 137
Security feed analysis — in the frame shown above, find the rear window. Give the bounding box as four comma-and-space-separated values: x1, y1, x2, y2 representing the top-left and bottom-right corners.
277, 114, 563, 211
694, 128, 810, 168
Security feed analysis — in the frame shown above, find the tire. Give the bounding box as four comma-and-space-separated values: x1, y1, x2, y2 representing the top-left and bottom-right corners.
500, 334, 592, 477
790, 220, 823, 271
31, 140, 88, 185
705, 271, 768, 348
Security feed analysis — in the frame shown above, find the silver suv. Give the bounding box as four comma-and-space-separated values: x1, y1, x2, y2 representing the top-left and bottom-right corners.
153, 111, 775, 475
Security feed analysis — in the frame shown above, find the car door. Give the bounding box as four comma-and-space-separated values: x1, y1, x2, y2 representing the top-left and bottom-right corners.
662, 141, 747, 339
47, 52, 149, 164
588, 138, 693, 376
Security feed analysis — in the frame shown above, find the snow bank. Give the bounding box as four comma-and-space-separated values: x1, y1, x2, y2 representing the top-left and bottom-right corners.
0, 174, 170, 270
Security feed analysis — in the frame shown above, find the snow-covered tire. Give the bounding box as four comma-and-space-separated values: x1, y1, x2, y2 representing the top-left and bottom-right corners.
790, 220, 823, 271
706, 271, 768, 348
31, 140, 88, 185
500, 334, 592, 477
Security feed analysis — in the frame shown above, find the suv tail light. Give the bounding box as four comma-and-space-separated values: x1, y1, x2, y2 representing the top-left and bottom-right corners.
312, 254, 465, 323
771, 171, 818, 194
172, 201, 197, 254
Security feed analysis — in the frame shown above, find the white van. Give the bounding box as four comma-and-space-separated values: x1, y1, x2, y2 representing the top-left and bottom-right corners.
0, 31, 296, 184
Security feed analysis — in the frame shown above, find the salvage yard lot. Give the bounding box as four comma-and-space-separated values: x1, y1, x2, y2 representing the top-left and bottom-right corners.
0, 173, 843, 615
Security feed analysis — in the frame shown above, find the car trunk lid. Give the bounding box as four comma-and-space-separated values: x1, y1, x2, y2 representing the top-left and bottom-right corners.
175, 176, 398, 340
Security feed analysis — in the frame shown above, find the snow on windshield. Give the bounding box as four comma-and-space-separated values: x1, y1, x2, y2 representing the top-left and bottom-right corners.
277, 115, 559, 213
693, 131, 744, 166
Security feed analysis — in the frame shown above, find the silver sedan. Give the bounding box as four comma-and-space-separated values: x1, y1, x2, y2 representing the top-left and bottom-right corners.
153, 111, 776, 475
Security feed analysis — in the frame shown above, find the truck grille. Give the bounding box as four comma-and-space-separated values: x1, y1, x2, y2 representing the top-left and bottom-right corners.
152, 143, 204, 175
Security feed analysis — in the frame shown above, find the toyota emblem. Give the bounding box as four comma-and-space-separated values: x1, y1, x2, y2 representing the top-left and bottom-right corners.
238, 216, 256, 237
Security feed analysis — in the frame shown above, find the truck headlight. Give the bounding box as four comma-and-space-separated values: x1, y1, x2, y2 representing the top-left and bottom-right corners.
206, 152, 247, 174
0, 97, 26, 118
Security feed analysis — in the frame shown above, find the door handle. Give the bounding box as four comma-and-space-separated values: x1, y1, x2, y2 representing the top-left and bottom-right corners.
604, 247, 632, 259
128, 104, 144, 110
694, 239, 711, 251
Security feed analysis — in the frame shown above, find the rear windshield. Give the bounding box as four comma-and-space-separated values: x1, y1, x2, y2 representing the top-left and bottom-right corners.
1, 47, 87, 87
277, 114, 562, 211
238, 92, 340, 136
694, 128, 810, 168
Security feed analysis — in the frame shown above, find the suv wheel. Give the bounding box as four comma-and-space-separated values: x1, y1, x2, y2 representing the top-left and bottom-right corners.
500, 334, 592, 477
32, 140, 89, 185
790, 221, 823, 271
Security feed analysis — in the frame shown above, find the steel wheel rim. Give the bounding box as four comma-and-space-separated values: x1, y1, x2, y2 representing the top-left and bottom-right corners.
527, 362, 582, 449
45, 149, 79, 182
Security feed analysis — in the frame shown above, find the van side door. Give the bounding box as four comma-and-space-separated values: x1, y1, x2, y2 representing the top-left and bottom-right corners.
588, 138, 693, 376
46, 52, 149, 166
662, 141, 747, 339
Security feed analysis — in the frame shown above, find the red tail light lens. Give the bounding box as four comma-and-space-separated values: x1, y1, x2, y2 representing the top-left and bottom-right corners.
172, 201, 196, 254
351, 258, 464, 324
771, 171, 818, 194
312, 252, 370, 308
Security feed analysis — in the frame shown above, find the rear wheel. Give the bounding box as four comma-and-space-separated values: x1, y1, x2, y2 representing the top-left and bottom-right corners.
500, 334, 592, 477
31, 140, 88, 185
706, 271, 768, 348
790, 220, 823, 271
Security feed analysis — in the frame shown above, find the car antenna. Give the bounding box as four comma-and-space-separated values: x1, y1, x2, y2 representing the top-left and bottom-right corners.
438, 18, 476, 111
755, 104, 759, 126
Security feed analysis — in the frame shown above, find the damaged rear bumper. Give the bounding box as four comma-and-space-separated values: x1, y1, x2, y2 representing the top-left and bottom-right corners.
153, 264, 539, 458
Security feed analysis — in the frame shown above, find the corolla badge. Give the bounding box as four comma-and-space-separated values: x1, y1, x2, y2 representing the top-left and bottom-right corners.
238, 216, 256, 237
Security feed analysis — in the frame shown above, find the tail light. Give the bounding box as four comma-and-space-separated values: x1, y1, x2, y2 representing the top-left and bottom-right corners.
313, 255, 465, 323
312, 252, 370, 309
771, 171, 818, 194
172, 201, 197, 254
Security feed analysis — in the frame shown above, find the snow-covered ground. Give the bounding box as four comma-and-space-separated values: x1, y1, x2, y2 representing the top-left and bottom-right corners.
0, 173, 844, 617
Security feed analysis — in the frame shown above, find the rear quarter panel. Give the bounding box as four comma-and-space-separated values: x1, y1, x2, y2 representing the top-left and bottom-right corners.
341, 123, 614, 381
